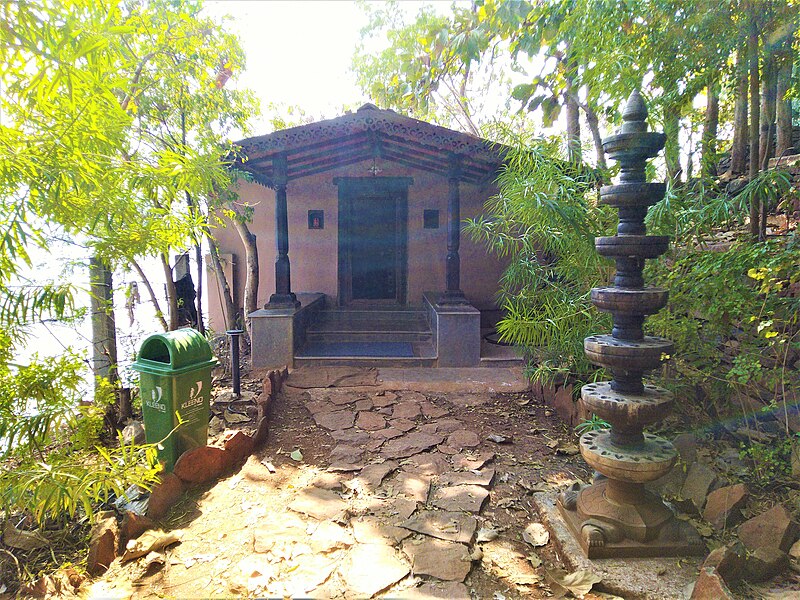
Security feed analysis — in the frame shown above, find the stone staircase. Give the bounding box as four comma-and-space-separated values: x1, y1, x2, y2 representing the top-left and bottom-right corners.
294, 308, 437, 367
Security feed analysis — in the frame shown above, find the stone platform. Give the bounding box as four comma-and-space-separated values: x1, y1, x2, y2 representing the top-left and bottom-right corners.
533, 492, 703, 600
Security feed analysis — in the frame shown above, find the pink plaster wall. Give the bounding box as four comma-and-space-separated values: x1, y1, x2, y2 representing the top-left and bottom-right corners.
207, 158, 508, 331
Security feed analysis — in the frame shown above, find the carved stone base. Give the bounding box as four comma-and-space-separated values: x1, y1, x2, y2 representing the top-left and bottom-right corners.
267, 293, 301, 309
558, 483, 705, 559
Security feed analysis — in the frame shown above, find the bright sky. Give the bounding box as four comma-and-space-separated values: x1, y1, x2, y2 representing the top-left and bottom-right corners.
203, 1, 385, 132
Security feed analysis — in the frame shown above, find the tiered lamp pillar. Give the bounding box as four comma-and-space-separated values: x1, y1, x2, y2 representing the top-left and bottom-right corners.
558, 90, 703, 558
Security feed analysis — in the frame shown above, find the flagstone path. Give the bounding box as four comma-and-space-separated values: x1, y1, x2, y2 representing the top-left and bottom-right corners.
90, 368, 597, 599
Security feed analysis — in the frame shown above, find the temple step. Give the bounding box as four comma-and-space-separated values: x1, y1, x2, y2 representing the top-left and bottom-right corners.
296, 308, 436, 365
305, 308, 432, 343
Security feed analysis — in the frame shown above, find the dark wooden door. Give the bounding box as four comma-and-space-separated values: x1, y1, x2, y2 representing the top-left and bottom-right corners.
336, 177, 410, 306
350, 195, 396, 300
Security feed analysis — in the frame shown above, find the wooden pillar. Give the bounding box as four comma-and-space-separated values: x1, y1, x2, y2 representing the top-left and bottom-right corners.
439, 153, 468, 305
268, 154, 299, 308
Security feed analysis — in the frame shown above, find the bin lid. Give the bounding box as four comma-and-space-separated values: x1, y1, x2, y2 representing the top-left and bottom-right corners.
132, 328, 217, 374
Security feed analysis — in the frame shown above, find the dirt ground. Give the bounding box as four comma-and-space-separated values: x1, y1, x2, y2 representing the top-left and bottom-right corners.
84, 366, 619, 599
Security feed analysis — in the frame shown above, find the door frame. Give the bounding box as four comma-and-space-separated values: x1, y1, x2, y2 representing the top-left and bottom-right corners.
334, 177, 412, 306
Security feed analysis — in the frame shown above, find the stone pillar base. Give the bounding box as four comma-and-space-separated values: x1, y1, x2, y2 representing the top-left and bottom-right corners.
424, 292, 480, 367
267, 293, 300, 309
249, 306, 297, 370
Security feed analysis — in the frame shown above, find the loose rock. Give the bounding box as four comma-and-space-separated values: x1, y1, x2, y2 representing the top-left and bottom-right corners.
703, 483, 748, 530
701, 543, 745, 585
313, 410, 355, 431
356, 411, 386, 431
288, 488, 347, 521
690, 567, 734, 600
402, 538, 473, 581
173, 446, 228, 485
86, 516, 119, 576
147, 473, 184, 519
744, 547, 790, 582
679, 463, 718, 513
380, 432, 445, 459
738, 503, 799, 553
400, 510, 477, 544
431, 484, 490, 513
340, 544, 410, 598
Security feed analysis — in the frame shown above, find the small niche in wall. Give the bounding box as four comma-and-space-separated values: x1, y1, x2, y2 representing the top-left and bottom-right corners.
423, 209, 439, 229
308, 210, 324, 230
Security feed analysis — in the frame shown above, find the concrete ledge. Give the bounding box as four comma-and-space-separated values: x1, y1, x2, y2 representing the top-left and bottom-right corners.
377, 367, 528, 393
250, 292, 325, 369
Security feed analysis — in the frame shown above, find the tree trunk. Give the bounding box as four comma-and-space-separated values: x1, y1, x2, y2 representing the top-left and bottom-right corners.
730, 44, 749, 176
231, 217, 259, 337
206, 236, 238, 332
663, 101, 682, 184
775, 30, 795, 157
759, 53, 777, 167
563, 53, 581, 164
583, 103, 607, 171
161, 253, 180, 330
131, 259, 169, 331
194, 243, 205, 335
701, 77, 719, 178
89, 256, 118, 407
89, 256, 123, 433
748, 17, 761, 241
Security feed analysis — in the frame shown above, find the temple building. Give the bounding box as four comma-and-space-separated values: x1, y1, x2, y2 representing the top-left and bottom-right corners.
207, 104, 512, 368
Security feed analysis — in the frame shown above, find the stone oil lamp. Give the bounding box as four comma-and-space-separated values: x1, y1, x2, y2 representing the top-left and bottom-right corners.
558, 90, 705, 558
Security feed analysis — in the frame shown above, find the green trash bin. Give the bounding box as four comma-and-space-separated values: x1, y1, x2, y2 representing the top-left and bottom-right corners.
131, 328, 218, 472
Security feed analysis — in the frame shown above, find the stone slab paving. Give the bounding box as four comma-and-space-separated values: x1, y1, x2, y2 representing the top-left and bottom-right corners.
280, 383, 499, 597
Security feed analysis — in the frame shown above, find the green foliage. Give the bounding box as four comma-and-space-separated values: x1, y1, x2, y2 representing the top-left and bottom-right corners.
0, 351, 85, 459
739, 437, 794, 486
575, 414, 611, 436
465, 132, 615, 384
643, 173, 800, 422
0, 440, 161, 525
0, 0, 255, 528
353, 0, 518, 135
0, 351, 161, 525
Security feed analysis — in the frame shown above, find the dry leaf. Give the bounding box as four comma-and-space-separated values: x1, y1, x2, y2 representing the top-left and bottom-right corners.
2, 522, 49, 551
477, 527, 500, 542
523, 523, 549, 547
224, 408, 250, 423
556, 443, 580, 456
546, 568, 602, 599
527, 552, 542, 568
496, 497, 520, 509
122, 529, 182, 562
